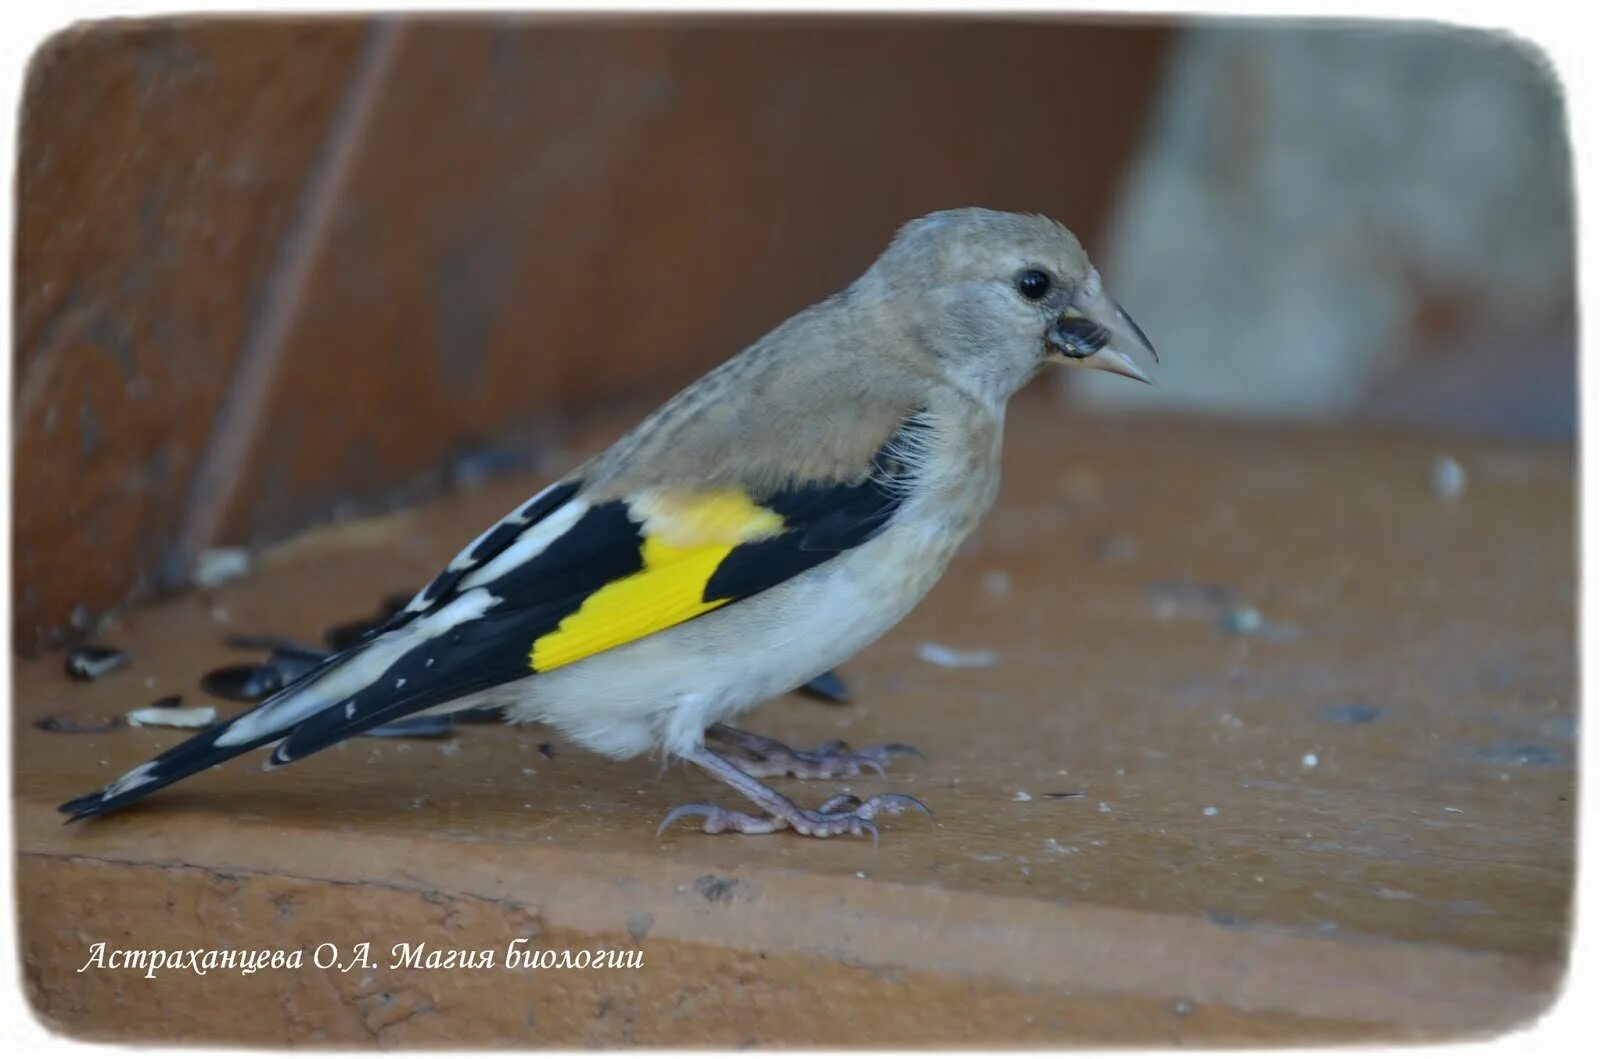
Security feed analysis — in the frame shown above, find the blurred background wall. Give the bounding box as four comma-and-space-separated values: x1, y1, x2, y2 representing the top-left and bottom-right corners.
11, 16, 1573, 653
1076, 21, 1575, 434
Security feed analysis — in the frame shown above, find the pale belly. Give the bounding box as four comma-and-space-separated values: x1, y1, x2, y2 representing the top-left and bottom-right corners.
481, 517, 965, 759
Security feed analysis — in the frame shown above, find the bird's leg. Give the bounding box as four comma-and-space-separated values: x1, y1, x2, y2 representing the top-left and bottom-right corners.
704, 722, 922, 779
659, 745, 931, 840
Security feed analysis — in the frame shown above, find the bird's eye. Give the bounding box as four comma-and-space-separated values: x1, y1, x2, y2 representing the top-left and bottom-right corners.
1016, 269, 1052, 301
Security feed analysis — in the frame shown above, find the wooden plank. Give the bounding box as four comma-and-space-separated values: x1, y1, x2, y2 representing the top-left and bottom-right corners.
13, 20, 368, 650
16, 391, 1573, 1043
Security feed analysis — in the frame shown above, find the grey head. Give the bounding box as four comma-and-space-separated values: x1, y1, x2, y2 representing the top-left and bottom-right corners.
855, 207, 1158, 406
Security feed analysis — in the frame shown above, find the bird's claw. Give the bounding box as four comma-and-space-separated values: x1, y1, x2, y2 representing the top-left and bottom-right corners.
658, 790, 932, 840
707, 725, 924, 780
657, 803, 784, 836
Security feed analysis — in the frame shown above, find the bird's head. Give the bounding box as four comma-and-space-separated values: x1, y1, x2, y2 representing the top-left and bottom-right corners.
859, 208, 1158, 406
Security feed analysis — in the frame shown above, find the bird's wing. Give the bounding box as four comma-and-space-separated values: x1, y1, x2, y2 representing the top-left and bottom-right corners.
260, 409, 932, 765
59, 410, 930, 820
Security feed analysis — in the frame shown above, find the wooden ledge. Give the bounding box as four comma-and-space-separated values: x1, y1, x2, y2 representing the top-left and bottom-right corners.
16, 392, 1574, 1044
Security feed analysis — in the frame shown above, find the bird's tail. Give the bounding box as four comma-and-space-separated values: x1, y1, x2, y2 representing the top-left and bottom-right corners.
58, 669, 343, 822
61, 587, 534, 822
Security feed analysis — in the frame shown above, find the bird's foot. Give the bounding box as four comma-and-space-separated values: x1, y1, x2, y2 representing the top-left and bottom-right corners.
659, 791, 930, 841
706, 722, 922, 779
660, 744, 932, 840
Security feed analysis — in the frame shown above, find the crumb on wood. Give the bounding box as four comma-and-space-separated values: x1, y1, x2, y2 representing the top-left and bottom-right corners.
127, 705, 218, 729
64, 645, 129, 681
917, 642, 997, 668
1431, 454, 1467, 497
193, 547, 251, 589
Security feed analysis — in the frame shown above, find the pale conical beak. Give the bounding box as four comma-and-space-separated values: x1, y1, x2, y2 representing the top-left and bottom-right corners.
1047, 290, 1159, 384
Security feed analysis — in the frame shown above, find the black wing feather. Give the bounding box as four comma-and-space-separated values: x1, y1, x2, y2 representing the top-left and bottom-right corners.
703, 418, 924, 602
386, 480, 584, 630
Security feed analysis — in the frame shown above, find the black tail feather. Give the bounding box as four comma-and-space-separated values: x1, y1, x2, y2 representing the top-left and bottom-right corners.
62, 577, 556, 821
58, 638, 370, 821
59, 720, 285, 822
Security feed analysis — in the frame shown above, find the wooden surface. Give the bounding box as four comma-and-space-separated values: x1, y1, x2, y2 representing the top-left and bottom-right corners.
14, 20, 367, 650
15, 391, 1574, 1044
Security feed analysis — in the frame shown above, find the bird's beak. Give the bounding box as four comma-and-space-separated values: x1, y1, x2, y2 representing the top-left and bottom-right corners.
1046, 289, 1159, 384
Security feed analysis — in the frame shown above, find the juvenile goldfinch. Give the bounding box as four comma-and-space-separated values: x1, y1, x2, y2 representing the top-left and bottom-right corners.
61, 208, 1157, 839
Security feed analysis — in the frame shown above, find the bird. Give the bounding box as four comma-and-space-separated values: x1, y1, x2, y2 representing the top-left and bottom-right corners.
60, 207, 1157, 839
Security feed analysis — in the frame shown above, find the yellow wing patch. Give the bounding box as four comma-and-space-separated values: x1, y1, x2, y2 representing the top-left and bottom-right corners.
629, 488, 784, 547
528, 490, 784, 672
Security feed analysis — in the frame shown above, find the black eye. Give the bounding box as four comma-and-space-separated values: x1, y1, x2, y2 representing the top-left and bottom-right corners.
1016, 269, 1052, 301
